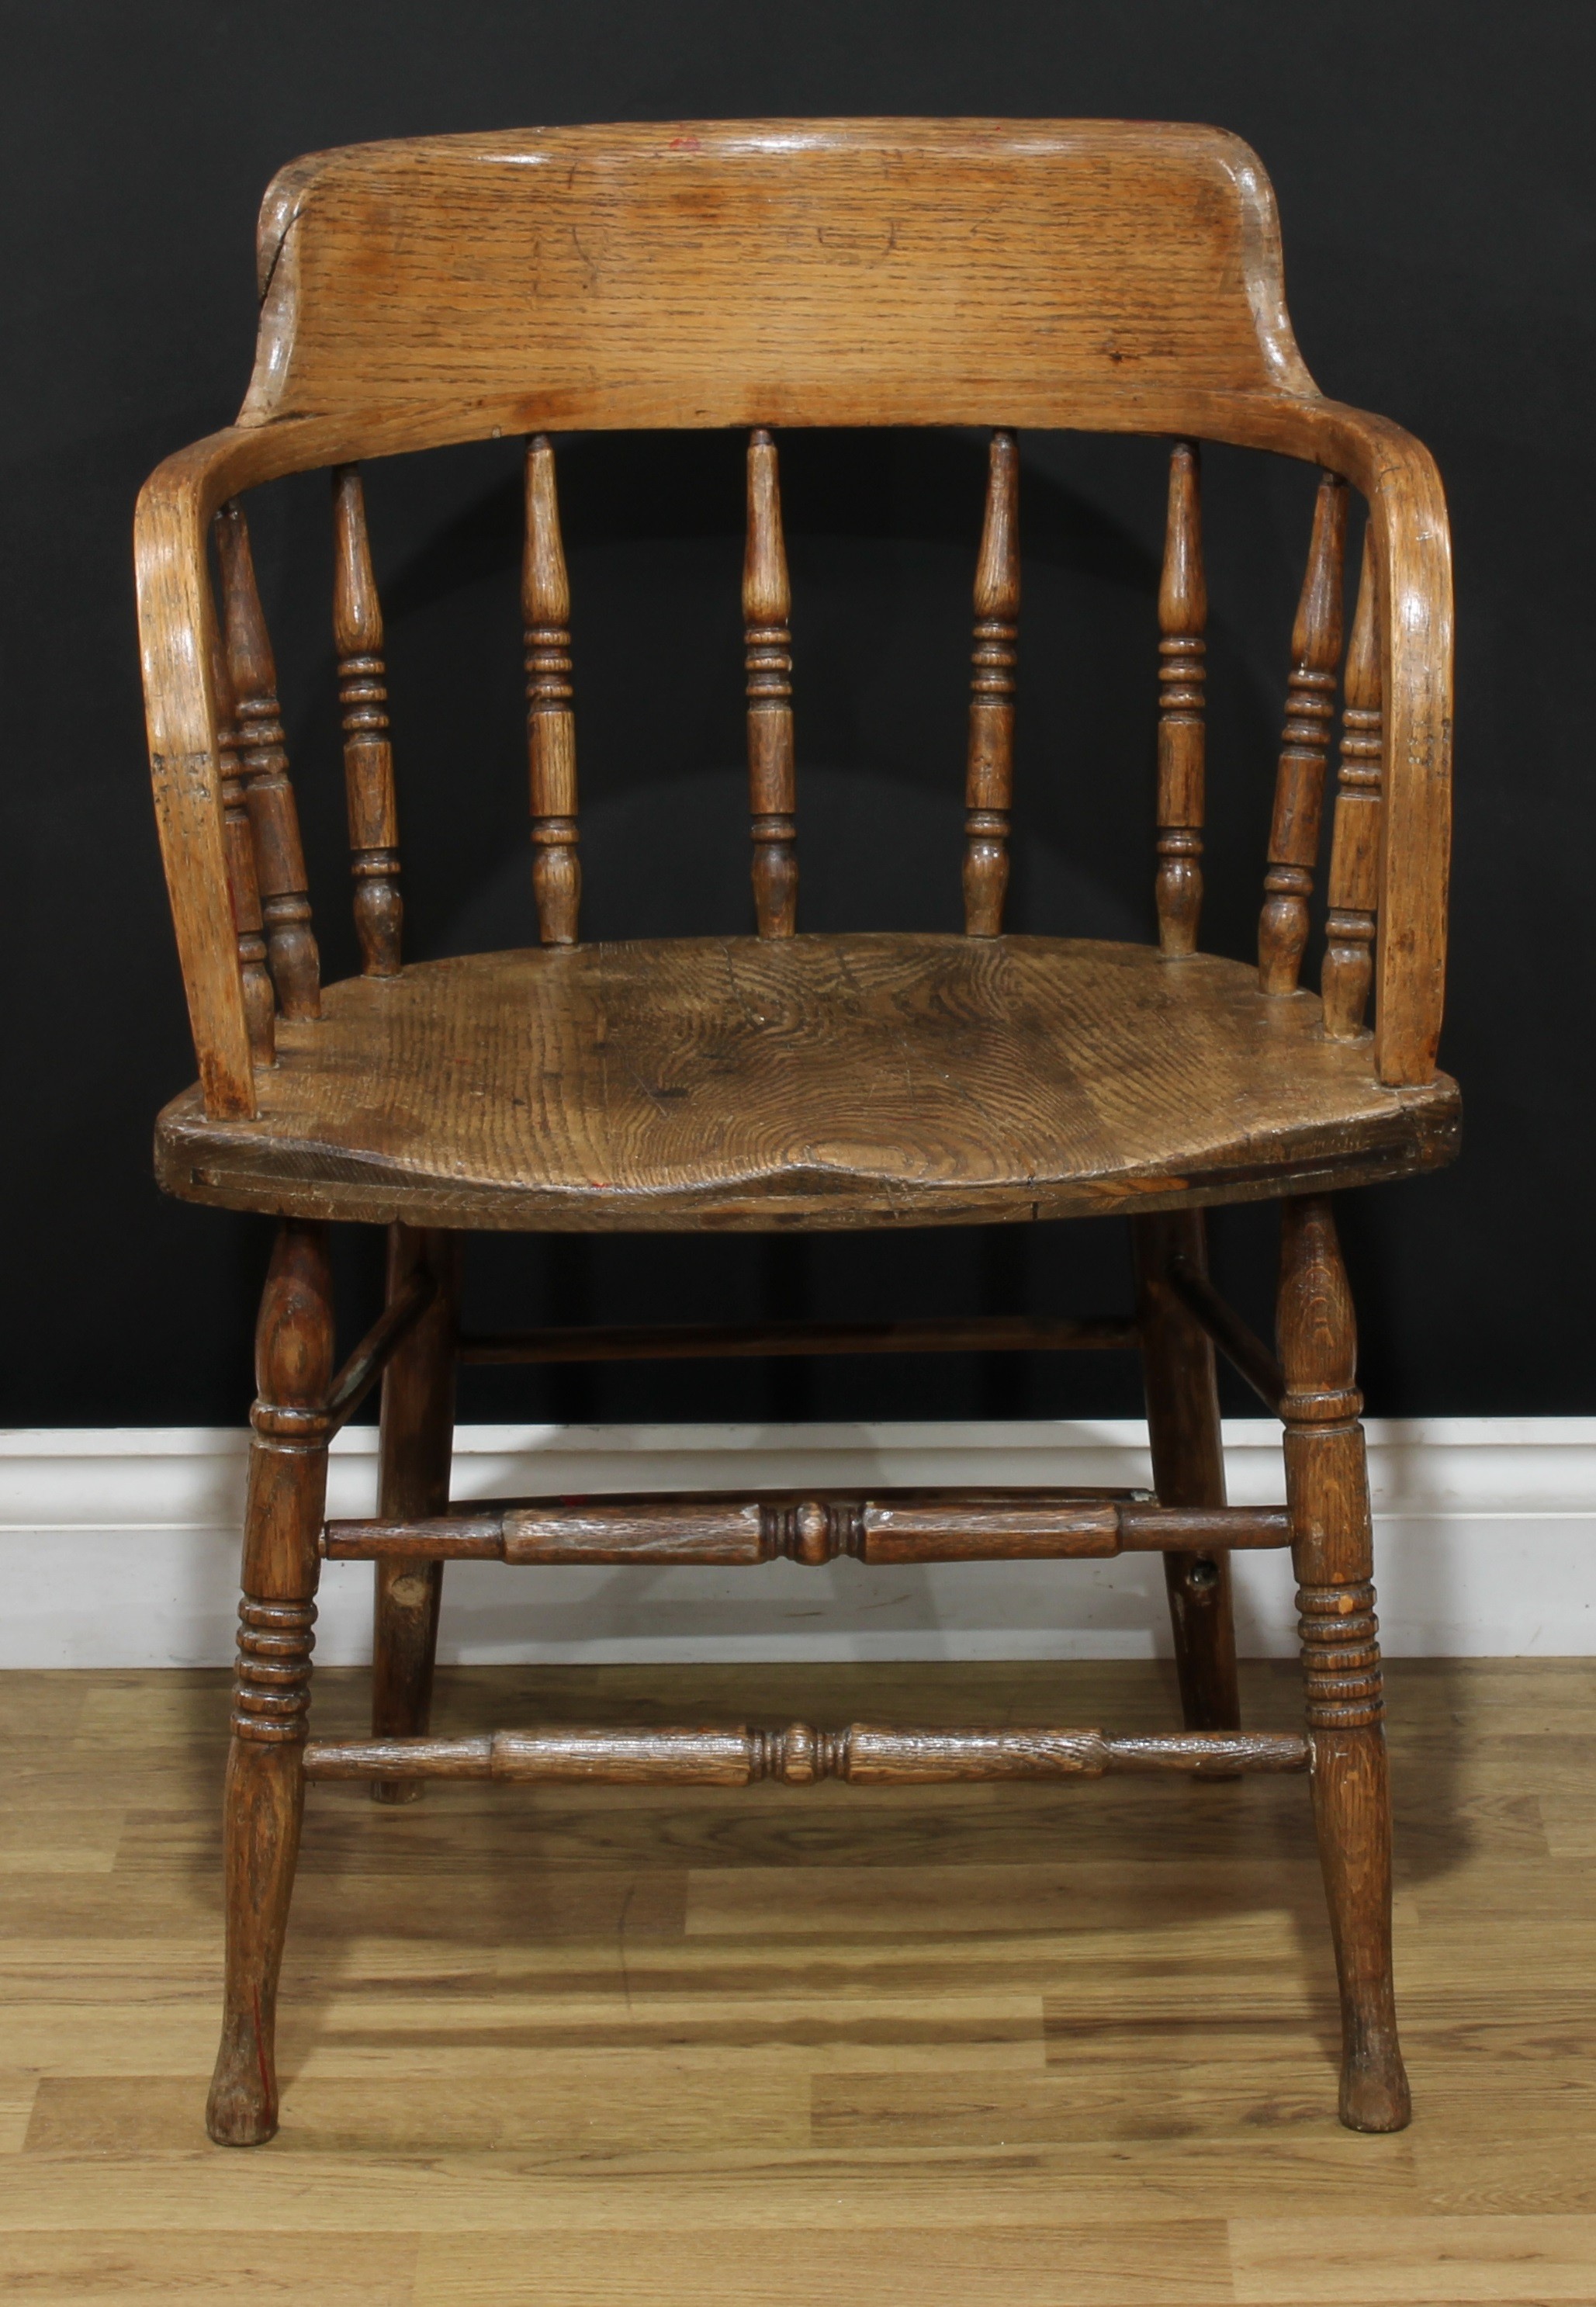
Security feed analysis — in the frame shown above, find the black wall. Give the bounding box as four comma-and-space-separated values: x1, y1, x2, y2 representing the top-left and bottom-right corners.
5, 1, 1592, 1426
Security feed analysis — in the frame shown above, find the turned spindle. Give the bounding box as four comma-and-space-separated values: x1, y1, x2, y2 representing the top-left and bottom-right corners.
209, 629, 275, 1067
964, 430, 1020, 935
214, 500, 320, 1020
523, 436, 580, 944
745, 429, 796, 937
1258, 472, 1348, 994
1321, 525, 1383, 1038
1155, 442, 1207, 954
331, 467, 401, 975
302, 1720, 1309, 1786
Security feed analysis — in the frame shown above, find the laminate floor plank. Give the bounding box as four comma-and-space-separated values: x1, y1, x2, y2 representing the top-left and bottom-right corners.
0, 1658, 1590, 2306
26, 2061, 811, 2156
1412, 2138, 1596, 2216
1229, 2213, 1596, 2302
410, 2221, 1234, 2307
0, 2068, 40, 2153
0, 2230, 417, 2304
0, 1813, 126, 1876
686, 1858, 1342, 1938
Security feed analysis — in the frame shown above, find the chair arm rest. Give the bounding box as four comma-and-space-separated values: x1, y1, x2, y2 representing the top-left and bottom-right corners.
1323, 404, 1452, 1088
1189, 392, 1452, 1086
1238, 398, 1452, 1086
135, 430, 265, 1117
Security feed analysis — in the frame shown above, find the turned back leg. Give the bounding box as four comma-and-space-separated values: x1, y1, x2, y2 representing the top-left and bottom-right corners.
1279, 1194, 1410, 2132
1134, 1211, 1240, 1731
207, 1218, 333, 2146
372, 1225, 459, 1803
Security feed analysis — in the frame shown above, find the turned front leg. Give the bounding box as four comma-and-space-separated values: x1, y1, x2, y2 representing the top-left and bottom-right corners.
206, 1218, 334, 2148
1278, 1196, 1410, 2132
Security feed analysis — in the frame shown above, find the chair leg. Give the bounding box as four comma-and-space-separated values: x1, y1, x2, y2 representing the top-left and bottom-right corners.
371, 1225, 459, 1804
1278, 1195, 1410, 2133
207, 1218, 334, 2147
1133, 1211, 1240, 1730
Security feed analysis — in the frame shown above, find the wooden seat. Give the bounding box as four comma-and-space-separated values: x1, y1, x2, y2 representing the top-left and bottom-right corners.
157, 937, 1459, 1228
135, 119, 1456, 2153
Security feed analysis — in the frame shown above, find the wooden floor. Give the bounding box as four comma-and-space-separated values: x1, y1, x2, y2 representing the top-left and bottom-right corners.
2, 1657, 1594, 2305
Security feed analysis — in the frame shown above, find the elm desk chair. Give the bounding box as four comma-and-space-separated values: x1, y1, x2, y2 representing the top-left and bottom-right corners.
135, 120, 1457, 2147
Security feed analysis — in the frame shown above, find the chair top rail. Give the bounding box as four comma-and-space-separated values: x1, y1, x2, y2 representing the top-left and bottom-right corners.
242, 118, 1315, 433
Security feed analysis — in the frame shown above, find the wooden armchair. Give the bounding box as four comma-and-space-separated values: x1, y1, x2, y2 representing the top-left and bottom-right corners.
134, 120, 1457, 2148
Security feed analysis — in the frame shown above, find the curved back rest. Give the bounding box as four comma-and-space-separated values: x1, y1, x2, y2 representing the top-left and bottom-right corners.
135, 120, 1452, 1124
244, 120, 1311, 435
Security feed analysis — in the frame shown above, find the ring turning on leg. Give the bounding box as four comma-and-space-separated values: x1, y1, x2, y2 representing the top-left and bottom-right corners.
1279, 1195, 1410, 2132
206, 1218, 334, 2147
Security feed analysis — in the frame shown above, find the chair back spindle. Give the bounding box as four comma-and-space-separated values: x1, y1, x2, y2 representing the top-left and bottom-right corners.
331, 467, 402, 976
1258, 471, 1348, 994
1321, 527, 1383, 1037
209, 629, 275, 1067
214, 501, 321, 1019
745, 429, 797, 937
964, 430, 1020, 936
1155, 442, 1207, 954
523, 436, 580, 944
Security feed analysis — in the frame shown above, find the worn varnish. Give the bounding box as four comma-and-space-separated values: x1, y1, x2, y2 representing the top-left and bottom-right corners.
1278, 1194, 1409, 2132
213, 500, 320, 1023
206, 1218, 333, 2146
963, 429, 1019, 935
299, 1722, 1311, 1785
133, 120, 1462, 2156
523, 435, 580, 945
155, 935, 1459, 1231
208, 629, 275, 1068
322, 1492, 1293, 1565
1259, 472, 1349, 996
1322, 523, 1384, 1038
330, 466, 402, 975
744, 429, 797, 937
1155, 442, 1207, 954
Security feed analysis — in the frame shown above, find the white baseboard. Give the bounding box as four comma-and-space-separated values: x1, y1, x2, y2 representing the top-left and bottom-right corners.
2, 1418, 1593, 1668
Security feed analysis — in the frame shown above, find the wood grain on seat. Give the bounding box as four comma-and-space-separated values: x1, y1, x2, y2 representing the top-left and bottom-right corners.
156, 935, 1458, 1230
